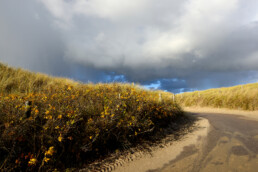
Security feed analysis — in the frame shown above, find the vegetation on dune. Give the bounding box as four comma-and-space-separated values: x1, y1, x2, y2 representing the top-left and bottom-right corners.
0, 63, 183, 171
0, 63, 78, 94
176, 83, 258, 111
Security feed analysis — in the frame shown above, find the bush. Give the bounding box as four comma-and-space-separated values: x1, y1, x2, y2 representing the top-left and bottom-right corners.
0, 83, 183, 171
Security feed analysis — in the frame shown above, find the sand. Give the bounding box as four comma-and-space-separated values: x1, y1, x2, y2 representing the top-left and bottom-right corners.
183, 107, 258, 121
111, 117, 210, 172
81, 107, 258, 172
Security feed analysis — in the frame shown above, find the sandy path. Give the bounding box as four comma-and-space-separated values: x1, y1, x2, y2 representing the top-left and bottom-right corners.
108, 108, 258, 172
154, 110, 258, 172
183, 107, 258, 121
111, 117, 210, 172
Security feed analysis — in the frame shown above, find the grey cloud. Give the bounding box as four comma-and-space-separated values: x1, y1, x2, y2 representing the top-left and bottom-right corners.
1, 0, 258, 92
0, 0, 114, 82
0, 0, 66, 73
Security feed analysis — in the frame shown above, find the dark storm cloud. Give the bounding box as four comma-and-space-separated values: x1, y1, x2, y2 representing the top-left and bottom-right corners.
0, 0, 115, 82
1, 0, 258, 91
158, 79, 187, 93
0, 0, 65, 73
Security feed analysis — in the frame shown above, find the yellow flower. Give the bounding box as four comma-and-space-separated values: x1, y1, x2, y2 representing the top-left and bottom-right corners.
28, 158, 37, 166
15, 159, 20, 164
135, 131, 138, 136
45, 146, 55, 156
67, 113, 72, 118
88, 118, 93, 122
35, 109, 39, 114
89, 136, 93, 140
43, 126, 48, 130
44, 157, 50, 163
58, 115, 62, 119
58, 135, 63, 142
45, 115, 52, 120
45, 110, 50, 115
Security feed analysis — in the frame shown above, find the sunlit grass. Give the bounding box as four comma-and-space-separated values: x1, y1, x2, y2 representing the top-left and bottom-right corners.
0, 63, 183, 171
176, 83, 258, 111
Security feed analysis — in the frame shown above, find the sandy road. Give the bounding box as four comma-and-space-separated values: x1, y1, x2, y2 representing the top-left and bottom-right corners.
153, 112, 258, 172
111, 109, 258, 172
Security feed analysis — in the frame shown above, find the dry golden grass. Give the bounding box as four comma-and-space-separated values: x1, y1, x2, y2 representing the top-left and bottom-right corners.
0, 63, 78, 94
0, 63, 183, 171
176, 83, 258, 111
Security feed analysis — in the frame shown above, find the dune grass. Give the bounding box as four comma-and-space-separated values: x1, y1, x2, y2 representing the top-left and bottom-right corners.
0, 63, 183, 171
176, 83, 258, 111
0, 63, 78, 94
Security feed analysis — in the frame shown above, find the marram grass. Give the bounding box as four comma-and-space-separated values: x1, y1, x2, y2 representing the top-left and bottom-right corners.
0, 63, 183, 171
176, 83, 258, 111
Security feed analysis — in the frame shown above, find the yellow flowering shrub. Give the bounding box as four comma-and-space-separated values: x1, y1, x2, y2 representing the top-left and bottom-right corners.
0, 82, 183, 171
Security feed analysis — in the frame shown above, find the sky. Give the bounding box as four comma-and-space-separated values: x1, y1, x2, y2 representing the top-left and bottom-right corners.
1, 0, 258, 93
